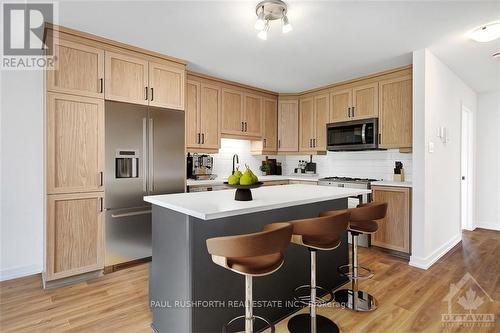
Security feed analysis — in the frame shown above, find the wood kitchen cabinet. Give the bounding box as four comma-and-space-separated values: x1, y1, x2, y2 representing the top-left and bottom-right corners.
46, 192, 104, 281
149, 61, 185, 110
186, 80, 220, 151
278, 99, 299, 152
221, 89, 262, 138
329, 82, 378, 122
299, 94, 329, 152
378, 75, 412, 149
46, 92, 104, 194
47, 38, 104, 98
105, 51, 185, 109
261, 97, 278, 151
371, 186, 411, 255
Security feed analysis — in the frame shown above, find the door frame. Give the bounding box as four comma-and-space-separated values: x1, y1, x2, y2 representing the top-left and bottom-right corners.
460, 104, 474, 231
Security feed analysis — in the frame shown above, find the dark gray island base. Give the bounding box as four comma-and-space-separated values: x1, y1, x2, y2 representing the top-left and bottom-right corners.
149, 198, 349, 333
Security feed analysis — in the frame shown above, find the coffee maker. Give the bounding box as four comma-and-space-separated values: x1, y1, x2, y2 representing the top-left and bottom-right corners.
187, 153, 216, 180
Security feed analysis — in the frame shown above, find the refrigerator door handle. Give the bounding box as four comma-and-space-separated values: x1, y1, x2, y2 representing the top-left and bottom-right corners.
149, 117, 154, 193
142, 117, 148, 193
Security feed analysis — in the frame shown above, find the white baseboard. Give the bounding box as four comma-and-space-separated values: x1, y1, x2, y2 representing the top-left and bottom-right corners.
476, 221, 500, 231
409, 233, 462, 270
0, 264, 42, 282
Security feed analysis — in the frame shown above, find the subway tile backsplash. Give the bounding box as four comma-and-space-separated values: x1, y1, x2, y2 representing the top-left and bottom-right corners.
208, 139, 412, 181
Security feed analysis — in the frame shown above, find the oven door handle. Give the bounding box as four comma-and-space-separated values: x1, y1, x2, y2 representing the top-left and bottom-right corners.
361, 123, 367, 144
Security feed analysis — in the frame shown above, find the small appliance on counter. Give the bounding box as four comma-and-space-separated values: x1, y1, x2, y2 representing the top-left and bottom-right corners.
393, 161, 405, 182
187, 153, 216, 180
260, 157, 282, 175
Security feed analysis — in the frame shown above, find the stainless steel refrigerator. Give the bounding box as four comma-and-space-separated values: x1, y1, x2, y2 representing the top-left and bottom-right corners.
105, 101, 185, 268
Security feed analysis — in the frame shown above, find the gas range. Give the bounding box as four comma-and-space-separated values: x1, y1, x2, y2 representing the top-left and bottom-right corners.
318, 176, 379, 186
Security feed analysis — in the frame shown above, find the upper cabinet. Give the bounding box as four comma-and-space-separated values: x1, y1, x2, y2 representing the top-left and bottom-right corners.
221, 88, 244, 135
378, 75, 412, 149
46, 92, 104, 194
221, 89, 262, 138
149, 62, 185, 110
105, 50, 185, 110
299, 97, 315, 152
278, 99, 299, 152
186, 79, 220, 151
352, 82, 379, 119
47, 38, 104, 98
330, 89, 352, 122
314, 93, 329, 151
244, 93, 263, 137
261, 98, 278, 152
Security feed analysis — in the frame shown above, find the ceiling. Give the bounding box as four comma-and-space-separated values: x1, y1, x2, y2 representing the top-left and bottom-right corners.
58, 1, 500, 94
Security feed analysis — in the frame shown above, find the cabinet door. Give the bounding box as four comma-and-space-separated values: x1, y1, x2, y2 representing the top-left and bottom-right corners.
47, 39, 104, 98
262, 98, 278, 151
278, 99, 299, 152
200, 83, 220, 149
330, 89, 352, 122
371, 186, 411, 254
46, 192, 104, 281
299, 98, 315, 152
149, 62, 185, 110
314, 94, 329, 150
221, 89, 244, 135
352, 82, 378, 119
244, 93, 263, 137
379, 76, 412, 149
47, 93, 104, 194
186, 81, 201, 148
104, 51, 149, 105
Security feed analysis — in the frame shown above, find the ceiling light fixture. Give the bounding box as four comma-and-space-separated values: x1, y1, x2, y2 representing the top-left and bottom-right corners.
468, 22, 500, 42
254, 0, 292, 40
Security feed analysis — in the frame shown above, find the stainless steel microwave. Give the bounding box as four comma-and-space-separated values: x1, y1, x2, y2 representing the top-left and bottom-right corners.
326, 118, 379, 151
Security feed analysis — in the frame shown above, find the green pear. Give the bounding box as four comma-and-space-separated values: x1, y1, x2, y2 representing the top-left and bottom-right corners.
239, 169, 253, 185
228, 174, 239, 185
252, 173, 259, 184
234, 167, 242, 178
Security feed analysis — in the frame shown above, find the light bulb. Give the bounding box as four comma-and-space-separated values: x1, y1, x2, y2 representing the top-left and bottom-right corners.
282, 15, 292, 33
468, 22, 500, 42
257, 29, 267, 40
254, 7, 265, 30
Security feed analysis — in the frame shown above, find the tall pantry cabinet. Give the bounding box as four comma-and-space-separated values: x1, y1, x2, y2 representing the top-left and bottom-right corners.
44, 25, 186, 287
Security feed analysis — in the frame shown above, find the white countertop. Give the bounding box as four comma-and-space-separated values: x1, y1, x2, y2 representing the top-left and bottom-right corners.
371, 180, 412, 188
144, 184, 371, 220
186, 175, 320, 187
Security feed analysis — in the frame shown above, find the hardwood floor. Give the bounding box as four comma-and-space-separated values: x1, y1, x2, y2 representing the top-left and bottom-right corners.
1, 229, 498, 332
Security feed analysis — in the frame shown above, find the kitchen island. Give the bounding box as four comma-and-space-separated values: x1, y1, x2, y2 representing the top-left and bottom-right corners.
144, 184, 371, 333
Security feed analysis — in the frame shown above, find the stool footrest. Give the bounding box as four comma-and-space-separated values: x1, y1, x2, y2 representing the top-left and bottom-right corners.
338, 264, 374, 280
293, 284, 333, 306
222, 314, 275, 333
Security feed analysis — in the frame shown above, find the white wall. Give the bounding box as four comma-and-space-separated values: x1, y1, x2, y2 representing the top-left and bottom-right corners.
0, 70, 45, 281
410, 49, 477, 269
475, 92, 500, 230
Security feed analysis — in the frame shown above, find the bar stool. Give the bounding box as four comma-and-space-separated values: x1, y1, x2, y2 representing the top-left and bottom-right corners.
206, 222, 293, 333
321, 202, 387, 312
287, 211, 350, 333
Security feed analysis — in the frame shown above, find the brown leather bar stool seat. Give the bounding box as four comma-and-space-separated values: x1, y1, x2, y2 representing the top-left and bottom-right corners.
287, 211, 350, 333
321, 202, 388, 312
206, 222, 293, 333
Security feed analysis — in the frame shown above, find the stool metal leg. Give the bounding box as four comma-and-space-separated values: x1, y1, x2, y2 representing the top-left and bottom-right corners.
245, 275, 253, 333
334, 231, 377, 312
288, 250, 339, 333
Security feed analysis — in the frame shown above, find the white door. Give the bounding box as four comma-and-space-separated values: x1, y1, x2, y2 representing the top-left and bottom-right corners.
461, 106, 473, 230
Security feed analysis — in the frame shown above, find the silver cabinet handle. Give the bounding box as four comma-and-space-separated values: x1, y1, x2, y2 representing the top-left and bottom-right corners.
111, 210, 151, 218
241, 122, 244, 132
149, 118, 154, 192
244, 122, 248, 132
201, 133, 205, 144
263, 138, 266, 148
99, 78, 103, 93
145, 87, 148, 100
99, 171, 103, 186
99, 197, 103, 212
348, 107, 350, 118
197, 133, 201, 144
352, 106, 355, 117
313, 138, 316, 147
151, 87, 154, 101
142, 117, 147, 192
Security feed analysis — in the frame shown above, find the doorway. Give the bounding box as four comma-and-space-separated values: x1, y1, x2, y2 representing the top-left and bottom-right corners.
461, 105, 473, 231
